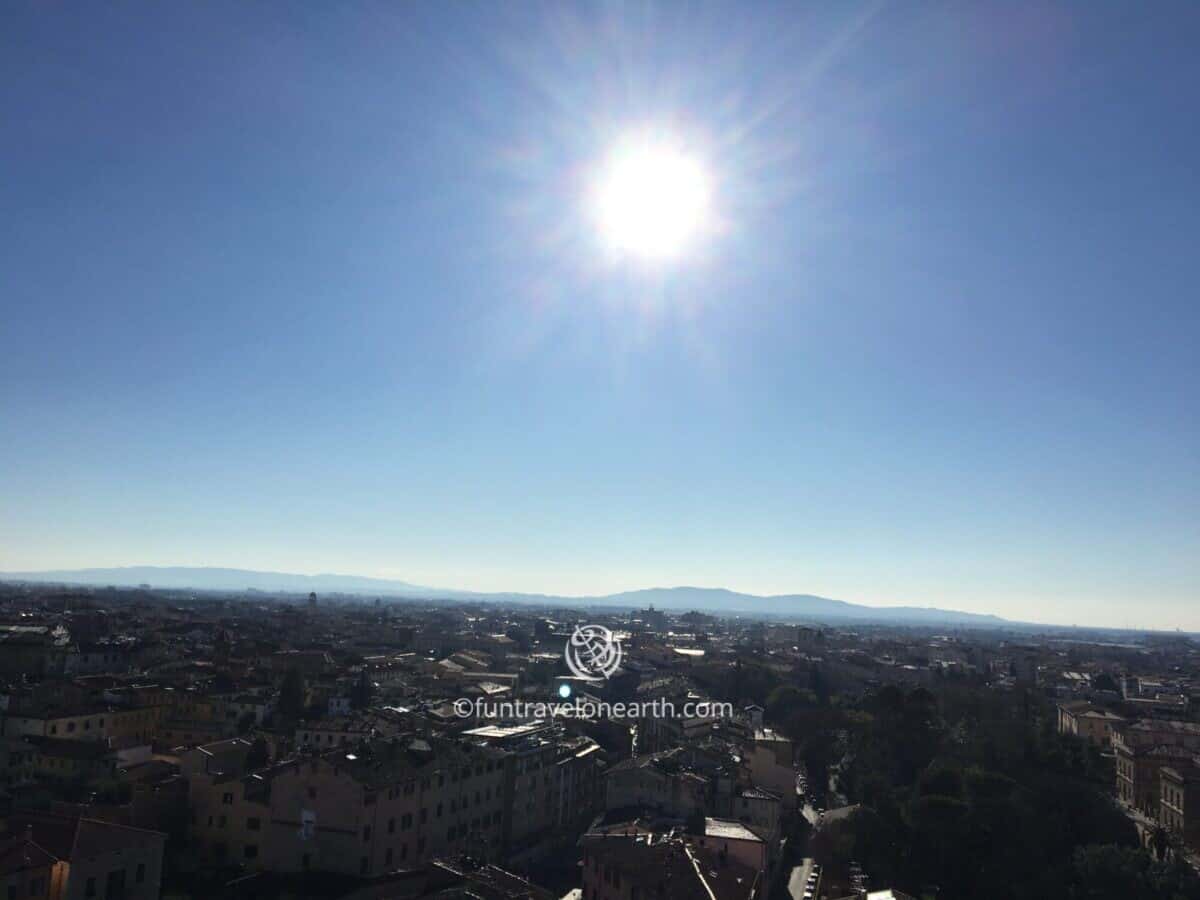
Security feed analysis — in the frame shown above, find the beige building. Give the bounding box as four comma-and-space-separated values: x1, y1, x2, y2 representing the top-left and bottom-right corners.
746, 729, 796, 811
1056, 701, 1125, 746
605, 751, 711, 818
1114, 719, 1200, 817
265, 738, 509, 875
2, 705, 163, 744
185, 735, 513, 875
462, 722, 603, 859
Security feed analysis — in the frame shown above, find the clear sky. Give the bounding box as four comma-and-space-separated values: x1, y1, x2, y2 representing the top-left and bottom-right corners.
2, 2, 1198, 629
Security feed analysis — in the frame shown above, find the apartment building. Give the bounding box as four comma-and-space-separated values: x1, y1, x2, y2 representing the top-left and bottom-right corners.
264, 738, 508, 875
1159, 764, 1200, 851
746, 729, 796, 811
605, 749, 712, 818
1114, 720, 1200, 816
1116, 741, 1197, 816
1114, 719, 1200, 753
2, 704, 164, 744
1056, 701, 1126, 746
186, 735, 512, 875
462, 722, 603, 859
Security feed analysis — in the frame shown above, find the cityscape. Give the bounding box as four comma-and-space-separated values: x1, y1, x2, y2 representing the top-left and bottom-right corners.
0, 574, 1198, 899
4, 2, 1199, 899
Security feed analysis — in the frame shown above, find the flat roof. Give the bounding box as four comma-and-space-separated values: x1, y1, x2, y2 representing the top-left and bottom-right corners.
704, 817, 763, 843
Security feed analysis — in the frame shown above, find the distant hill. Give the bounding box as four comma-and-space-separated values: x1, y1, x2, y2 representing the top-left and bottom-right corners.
0, 565, 1009, 627
583, 586, 1008, 625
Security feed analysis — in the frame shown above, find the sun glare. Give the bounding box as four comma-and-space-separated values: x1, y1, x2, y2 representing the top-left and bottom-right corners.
591, 136, 712, 262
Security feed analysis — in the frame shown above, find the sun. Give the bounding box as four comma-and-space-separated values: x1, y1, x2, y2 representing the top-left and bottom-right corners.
590, 135, 712, 262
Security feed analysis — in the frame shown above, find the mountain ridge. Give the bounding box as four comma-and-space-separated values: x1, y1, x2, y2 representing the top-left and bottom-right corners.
0, 565, 1007, 626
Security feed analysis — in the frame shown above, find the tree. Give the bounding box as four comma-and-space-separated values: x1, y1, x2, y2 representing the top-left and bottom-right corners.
765, 684, 815, 724
1061, 844, 1200, 900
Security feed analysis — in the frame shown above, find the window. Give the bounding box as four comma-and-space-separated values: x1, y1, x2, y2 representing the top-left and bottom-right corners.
219, 815, 227, 828
68, 722, 76, 733
385, 847, 393, 865
248, 817, 261, 831
223, 792, 234, 804
360, 857, 368, 875
401, 843, 408, 860
388, 817, 396, 834
244, 845, 258, 859
363, 825, 372, 841
308, 787, 317, 800
85, 878, 97, 899
136, 863, 146, 884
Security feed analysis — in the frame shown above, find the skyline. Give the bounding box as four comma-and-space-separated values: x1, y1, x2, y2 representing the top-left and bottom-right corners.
0, 563, 1182, 634
3, 3, 1199, 632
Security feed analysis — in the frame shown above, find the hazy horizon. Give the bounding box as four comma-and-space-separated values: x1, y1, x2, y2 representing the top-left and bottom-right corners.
0, 561, 1184, 632
3, 4, 1198, 632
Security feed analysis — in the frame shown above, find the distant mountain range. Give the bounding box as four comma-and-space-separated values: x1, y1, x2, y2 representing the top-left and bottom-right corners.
0, 565, 1010, 627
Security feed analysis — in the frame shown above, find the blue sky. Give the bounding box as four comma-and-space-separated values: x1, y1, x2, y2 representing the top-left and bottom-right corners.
2, 2, 1197, 628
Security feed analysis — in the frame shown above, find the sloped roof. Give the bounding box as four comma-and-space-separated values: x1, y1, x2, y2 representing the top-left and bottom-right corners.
3, 812, 165, 862
0, 833, 58, 875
